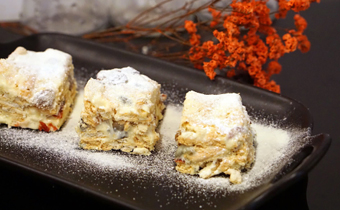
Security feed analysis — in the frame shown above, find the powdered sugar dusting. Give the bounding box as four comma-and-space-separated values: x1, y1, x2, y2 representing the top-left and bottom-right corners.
0, 83, 311, 208
3, 47, 72, 108
0, 90, 132, 169
97, 69, 129, 85
91, 66, 157, 97
183, 91, 250, 135
187, 91, 242, 108
7, 48, 71, 82
83, 67, 160, 117
152, 105, 308, 193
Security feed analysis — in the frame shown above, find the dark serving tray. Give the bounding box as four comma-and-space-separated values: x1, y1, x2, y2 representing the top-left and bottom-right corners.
0, 34, 331, 210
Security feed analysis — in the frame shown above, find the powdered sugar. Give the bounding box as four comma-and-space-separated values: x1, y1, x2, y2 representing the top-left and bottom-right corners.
7, 47, 71, 82
88, 66, 158, 98
154, 105, 308, 193
97, 69, 129, 85
0, 103, 309, 186
187, 91, 242, 108
0, 90, 133, 170
83, 67, 160, 118
0, 82, 311, 208
2, 47, 73, 108
182, 91, 251, 135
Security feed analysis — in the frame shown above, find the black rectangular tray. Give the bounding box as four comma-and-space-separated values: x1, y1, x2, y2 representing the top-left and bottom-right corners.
0, 34, 331, 210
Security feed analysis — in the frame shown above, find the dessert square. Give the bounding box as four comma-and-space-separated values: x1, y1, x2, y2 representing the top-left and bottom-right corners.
76, 67, 165, 155
175, 91, 256, 184
0, 47, 77, 132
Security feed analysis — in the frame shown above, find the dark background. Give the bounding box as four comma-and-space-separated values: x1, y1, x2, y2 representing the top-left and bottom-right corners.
0, 0, 339, 209
274, 1, 340, 209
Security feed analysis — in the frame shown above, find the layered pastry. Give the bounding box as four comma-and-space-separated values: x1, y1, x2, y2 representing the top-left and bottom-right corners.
175, 91, 256, 184
76, 67, 165, 155
0, 47, 77, 132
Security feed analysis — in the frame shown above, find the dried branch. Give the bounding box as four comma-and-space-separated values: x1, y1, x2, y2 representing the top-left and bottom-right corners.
83, 0, 321, 93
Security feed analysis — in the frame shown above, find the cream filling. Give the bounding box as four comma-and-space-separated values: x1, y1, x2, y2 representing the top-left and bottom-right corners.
78, 91, 164, 155
95, 119, 128, 140
175, 135, 254, 183
0, 100, 71, 130
0, 107, 57, 129
175, 145, 230, 163
80, 119, 158, 149
0, 84, 76, 131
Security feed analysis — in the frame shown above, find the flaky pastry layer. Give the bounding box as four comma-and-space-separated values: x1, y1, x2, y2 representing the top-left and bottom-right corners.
0, 47, 77, 131
76, 67, 165, 155
174, 91, 256, 184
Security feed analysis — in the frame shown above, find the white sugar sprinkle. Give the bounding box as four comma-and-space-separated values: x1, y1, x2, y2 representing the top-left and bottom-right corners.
0, 82, 311, 207
2, 47, 73, 108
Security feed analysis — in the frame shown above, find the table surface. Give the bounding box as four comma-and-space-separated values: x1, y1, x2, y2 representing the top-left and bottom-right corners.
0, 1, 339, 209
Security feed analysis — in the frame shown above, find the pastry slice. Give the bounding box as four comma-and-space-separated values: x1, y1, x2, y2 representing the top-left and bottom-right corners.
76, 67, 165, 155
0, 47, 77, 132
174, 91, 256, 184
